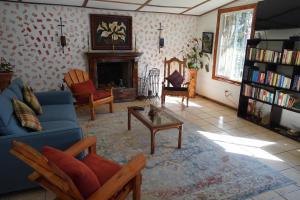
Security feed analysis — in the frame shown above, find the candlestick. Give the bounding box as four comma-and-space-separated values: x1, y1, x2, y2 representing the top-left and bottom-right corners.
134, 34, 137, 52
87, 33, 90, 52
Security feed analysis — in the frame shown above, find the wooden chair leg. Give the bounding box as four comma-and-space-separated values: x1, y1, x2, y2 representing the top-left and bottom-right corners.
90, 103, 95, 120
186, 96, 189, 107
132, 174, 142, 200
109, 101, 114, 113
161, 94, 165, 105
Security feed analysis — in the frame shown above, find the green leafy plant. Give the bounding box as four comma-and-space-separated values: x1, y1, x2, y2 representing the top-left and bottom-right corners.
0, 57, 13, 73
182, 38, 210, 70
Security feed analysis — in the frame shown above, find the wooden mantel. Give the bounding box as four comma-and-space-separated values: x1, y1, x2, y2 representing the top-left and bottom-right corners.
85, 52, 143, 102
85, 51, 143, 87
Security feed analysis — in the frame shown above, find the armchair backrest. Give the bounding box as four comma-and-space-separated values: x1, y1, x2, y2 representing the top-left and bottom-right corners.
64, 69, 90, 88
10, 140, 84, 200
164, 57, 187, 87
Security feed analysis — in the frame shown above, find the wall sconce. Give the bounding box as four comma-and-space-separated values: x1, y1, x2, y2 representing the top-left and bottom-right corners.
58, 17, 66, 53
158, 23, 164, 53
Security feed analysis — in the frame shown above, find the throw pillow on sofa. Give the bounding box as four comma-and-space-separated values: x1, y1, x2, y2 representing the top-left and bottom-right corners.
12, 97, 42, 131
23, 84, 43, 115
42, 146, 100, 198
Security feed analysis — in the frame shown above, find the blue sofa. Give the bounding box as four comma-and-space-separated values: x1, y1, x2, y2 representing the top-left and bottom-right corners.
0, 79, 84, 194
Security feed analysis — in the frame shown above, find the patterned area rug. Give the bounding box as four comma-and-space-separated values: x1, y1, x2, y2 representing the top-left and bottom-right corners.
78, 107, 294, 200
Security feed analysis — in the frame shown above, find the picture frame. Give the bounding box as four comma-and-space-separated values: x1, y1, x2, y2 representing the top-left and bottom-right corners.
202, 32, 214, 54
90, 14, 132, 50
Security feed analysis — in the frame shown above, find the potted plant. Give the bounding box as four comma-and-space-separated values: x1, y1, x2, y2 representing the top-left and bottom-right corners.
0, 57, 14, 91
180, 38, 210, 97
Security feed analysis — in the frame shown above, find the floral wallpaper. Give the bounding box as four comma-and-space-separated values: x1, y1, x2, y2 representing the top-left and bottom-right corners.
0, 2, 200, 91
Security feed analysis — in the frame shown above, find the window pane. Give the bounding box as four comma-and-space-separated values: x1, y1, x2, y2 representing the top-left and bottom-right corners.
216, 8, 254, 82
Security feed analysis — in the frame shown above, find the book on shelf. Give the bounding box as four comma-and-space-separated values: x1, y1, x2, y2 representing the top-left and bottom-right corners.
243, 84, 274, 103
282, 49, 300, 65
292, 75, 300, 91
265, 71, 292, 89
243, 67, 265, 84
274, 91, 298, 109
246, 47, 281, 63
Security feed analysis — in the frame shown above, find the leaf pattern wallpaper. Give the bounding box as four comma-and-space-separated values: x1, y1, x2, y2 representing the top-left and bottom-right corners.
0, 2, 200, 91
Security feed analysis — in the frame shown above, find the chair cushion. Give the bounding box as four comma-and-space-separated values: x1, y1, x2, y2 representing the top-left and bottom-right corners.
82, 154, 121, 185
42, 146, 100, 198
12, 98, 42, 131
164, 87, 188, 91
23, 85, 43, 115
71, 80, 96, 104
167, 70, 184, 88
94, 90, 111, 101
38, 104, 77, 122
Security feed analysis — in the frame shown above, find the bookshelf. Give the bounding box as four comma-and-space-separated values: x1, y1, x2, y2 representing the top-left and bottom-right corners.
238, 39, 300, 142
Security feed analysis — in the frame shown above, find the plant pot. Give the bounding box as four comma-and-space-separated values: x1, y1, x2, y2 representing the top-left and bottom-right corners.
0, 72, 13, 91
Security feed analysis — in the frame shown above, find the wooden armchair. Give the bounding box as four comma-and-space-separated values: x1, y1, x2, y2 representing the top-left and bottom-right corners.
161, 57, 190, 107
64, 69, 114, 120
10, 136, 146, 200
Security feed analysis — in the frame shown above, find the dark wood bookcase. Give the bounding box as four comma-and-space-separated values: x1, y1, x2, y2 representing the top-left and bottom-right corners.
238, 39, 300, 142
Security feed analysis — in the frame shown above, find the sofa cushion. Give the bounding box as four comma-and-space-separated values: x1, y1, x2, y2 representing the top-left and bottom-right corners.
0, 88, 28, 136
12, 98, 42, 131
8, 78, 24, 101
40, 120, 78, 131
82, 154, 121, 185
23, 85, 43, 115
42, 146, 100, 198
38, 104, 77, 122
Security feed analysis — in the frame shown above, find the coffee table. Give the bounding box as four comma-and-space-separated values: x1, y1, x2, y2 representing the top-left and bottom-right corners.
128, 104, 183, 154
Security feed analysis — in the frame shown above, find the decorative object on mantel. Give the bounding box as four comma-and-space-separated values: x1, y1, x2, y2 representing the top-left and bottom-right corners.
0, 57, 14, 91
90, 14, 132, 50
202, 32, 214, 54
157, 23, 164, 53
57, 17, 67, 53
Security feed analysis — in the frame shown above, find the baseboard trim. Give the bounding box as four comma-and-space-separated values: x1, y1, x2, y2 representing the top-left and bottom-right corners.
196, 93, 238, 111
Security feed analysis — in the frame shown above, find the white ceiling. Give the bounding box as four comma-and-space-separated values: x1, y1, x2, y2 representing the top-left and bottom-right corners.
11, 0, 255, 16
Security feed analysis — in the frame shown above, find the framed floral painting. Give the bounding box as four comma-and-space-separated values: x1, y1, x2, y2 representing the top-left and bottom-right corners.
90, 14, 132, 50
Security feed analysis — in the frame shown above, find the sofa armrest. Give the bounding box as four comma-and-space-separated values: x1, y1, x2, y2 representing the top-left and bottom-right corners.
35, 91, 73, 105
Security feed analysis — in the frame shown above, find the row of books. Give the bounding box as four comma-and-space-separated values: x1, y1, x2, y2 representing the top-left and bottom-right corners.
265, 71, 292, 89
292, 75, 300, 91
243, 84, 274, 103
274, 91, 297, 108
243, 67, 265, 83
246, 48, 281, 63
282, 49, 300, 65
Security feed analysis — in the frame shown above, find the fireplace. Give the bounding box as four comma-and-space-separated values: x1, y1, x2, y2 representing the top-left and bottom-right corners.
86, 52, 142, 102
97, 61, 133, 88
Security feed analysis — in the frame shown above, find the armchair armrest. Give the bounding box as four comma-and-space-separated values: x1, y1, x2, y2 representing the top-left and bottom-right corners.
65, 136, 97, 156
35, 91, 73, 105
88, 154, 146, 200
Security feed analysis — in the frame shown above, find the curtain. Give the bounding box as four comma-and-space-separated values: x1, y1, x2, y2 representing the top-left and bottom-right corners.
216, 9, 254, 82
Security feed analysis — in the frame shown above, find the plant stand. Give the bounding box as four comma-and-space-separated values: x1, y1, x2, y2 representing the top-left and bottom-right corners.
188, 69, 197, 98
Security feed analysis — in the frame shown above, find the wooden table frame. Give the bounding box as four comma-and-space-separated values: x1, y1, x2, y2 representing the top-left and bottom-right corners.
128, 106, 183, 154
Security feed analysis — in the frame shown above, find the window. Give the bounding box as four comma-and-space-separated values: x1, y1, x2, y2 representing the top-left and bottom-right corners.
213, 4, 256, 84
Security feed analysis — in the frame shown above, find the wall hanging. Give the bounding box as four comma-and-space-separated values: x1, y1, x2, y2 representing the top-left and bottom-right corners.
202, 32, 214, 54
58, 17, 66, 53
158, 23, 164, 53
90, 14, 132, 50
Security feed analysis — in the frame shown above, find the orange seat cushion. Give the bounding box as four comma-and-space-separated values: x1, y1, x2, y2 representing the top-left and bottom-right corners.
42, 146, 101, 198
83, 154, 121, 185
71, 80, 111, 104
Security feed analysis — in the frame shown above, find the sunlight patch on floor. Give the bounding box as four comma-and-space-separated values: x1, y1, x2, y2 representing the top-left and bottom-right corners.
198, 131, 283, 162
165, 97, 203, 108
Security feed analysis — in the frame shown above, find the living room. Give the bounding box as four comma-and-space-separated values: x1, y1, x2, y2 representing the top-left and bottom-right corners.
0, 0, 300, 199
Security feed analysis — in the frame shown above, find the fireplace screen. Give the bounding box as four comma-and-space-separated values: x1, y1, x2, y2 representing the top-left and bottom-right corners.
97, 62, 133, 88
